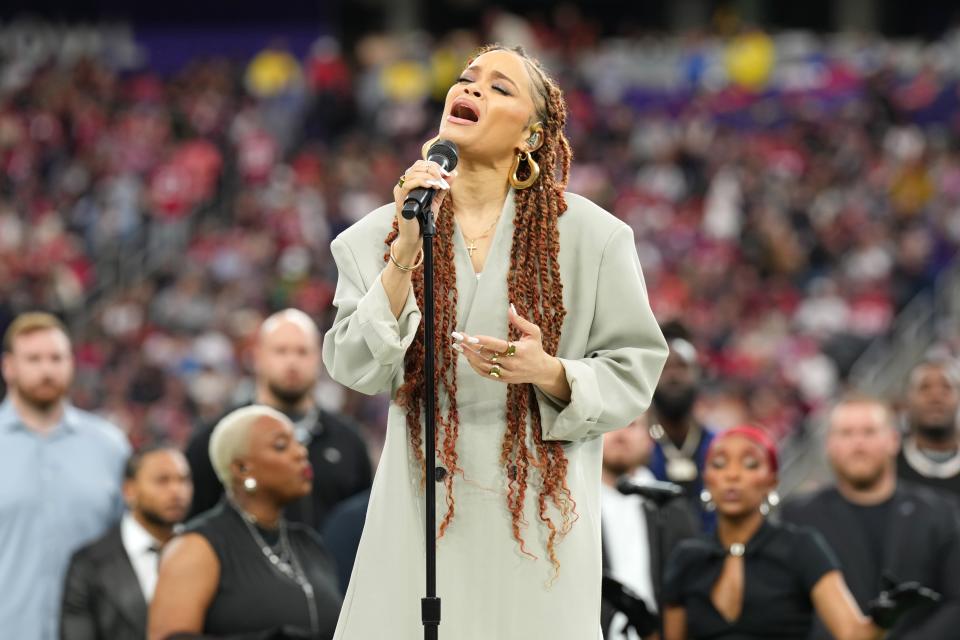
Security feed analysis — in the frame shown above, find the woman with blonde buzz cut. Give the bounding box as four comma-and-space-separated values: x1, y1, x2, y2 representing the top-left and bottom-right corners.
149, 405, 342, 640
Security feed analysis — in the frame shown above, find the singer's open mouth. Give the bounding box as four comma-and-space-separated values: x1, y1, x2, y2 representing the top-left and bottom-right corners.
449, 99, 480, 124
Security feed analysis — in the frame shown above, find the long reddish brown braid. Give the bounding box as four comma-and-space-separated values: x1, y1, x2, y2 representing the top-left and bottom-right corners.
384, 45, 576, 576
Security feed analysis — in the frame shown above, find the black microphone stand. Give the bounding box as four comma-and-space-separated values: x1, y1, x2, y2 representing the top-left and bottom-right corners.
402, 139, 456, 640
420, 206, 441, 640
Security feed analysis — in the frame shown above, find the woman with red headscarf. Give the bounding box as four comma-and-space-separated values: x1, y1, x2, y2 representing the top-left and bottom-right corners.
662, 426, 938, 640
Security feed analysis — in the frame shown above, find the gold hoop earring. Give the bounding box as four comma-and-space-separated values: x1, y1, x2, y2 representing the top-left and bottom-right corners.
509, 151, 540, 190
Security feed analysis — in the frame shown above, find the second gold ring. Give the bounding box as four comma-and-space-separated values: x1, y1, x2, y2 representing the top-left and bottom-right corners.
489, 364, 502, 378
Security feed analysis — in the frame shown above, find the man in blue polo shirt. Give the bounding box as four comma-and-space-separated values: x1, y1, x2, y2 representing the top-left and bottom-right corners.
0, 312, 129, 640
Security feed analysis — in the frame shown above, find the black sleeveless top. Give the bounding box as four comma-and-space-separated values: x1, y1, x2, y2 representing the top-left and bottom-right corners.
184, 500, 342, 639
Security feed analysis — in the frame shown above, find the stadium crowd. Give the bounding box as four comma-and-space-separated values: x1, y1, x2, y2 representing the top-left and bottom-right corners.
1, 15, 959, 451
1, 8, 960, 639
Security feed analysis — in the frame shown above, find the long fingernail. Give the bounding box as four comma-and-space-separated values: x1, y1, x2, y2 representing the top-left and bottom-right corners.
439, 166, 451, 176
438, 178, 450, 189
451, 331, 465, 342
466, 336, 480, 344
426, 179, 442, 188
510, 303, 517, 314
451, 343, 463, 353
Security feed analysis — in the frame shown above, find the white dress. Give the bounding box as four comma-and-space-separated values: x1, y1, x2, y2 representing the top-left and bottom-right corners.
322, 191, 668, 640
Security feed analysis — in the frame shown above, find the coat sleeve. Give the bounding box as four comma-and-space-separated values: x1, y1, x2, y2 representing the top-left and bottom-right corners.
322, 235, 421, 396
535, 224, 668, 442
60, 552, 98, 640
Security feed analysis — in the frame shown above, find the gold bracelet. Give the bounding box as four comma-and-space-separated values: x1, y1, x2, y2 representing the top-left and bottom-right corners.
389, 242, 424, 272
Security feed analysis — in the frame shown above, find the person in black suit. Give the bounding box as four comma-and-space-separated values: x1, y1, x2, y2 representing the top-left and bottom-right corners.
601, 414, 698, 639
185, 309, 371, 531
781, 393, 960, 639
61, 446, 193, 640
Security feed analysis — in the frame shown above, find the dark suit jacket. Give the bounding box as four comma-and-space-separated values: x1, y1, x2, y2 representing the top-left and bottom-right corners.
601, 492, 698, 638
61, 524, 146, 640
186, 407, 372, 530
781, 483, 960, 640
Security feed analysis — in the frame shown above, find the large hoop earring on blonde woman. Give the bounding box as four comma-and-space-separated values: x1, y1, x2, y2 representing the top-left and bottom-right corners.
509, 150, 540, 190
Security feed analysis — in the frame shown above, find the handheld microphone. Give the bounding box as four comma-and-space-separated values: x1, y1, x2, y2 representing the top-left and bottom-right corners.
616, 477, 684, 506
402, 139, 459, 222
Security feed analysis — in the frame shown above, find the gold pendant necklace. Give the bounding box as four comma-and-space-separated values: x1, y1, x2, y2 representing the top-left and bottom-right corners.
461, 215, 501, 256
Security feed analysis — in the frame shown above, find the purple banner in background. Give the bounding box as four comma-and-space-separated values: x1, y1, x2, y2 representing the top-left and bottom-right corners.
134, 25, 324, 74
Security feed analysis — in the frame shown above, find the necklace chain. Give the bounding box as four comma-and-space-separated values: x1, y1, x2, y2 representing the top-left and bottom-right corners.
903, 437, 960, 478
230, 500, 319, 634
460, 214, 501, 243
461, 214, 501, 257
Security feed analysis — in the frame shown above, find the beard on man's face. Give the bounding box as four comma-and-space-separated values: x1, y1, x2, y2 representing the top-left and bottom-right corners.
916, 421, 958, 443
652, 385, 697, 422
602, 457, 638, 477
15, 378, 68, 411
267, 379, 314, 407
139, 504, 185, 528
838, 463, 887, 491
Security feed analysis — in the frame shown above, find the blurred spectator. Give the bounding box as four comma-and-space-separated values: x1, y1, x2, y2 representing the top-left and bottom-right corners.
149, 406, 341, 639
601, 414, 697, 640
648, 322, 716, 531
782, 394, 960, 638
186, 308, 371, 530
320, 488, 370, 595
896, 359, 960, 503
0, 312, 130, 640
61, 446, 193, 640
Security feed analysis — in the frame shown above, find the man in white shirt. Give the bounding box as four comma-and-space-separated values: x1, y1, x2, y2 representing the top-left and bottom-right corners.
601, 414, 697, 640
60, 446, 193, 640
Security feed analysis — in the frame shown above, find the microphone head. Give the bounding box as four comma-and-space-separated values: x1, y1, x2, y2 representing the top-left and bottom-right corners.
426, 139, 459, 171
616, 476, 684, 503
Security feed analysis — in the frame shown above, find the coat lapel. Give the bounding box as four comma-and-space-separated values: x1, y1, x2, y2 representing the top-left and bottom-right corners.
97, 528, 148, 629
456, 189, 516, 336
642, 500, 663, 604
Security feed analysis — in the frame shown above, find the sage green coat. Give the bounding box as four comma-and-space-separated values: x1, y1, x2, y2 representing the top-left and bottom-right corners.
322, 190, 668, 640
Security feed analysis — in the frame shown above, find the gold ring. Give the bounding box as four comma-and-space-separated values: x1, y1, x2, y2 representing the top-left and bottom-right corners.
398, 175, 406, 188
489, 354, 499, 363
504, 343, 517, 357
489, 364, 501, 378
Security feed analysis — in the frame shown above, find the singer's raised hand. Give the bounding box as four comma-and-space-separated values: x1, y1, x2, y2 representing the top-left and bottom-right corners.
392, 159, 455, 258
382, 158, 456, 319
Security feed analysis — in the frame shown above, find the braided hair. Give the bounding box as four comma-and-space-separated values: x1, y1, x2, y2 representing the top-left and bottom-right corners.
382, 45, 575, 576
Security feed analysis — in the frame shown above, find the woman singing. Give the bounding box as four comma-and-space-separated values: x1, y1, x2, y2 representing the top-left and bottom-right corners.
662, 426, 937, 640
322, 45, 668, 639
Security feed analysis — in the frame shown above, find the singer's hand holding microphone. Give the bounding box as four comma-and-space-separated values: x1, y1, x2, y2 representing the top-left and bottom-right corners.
391, 140, 459, 266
